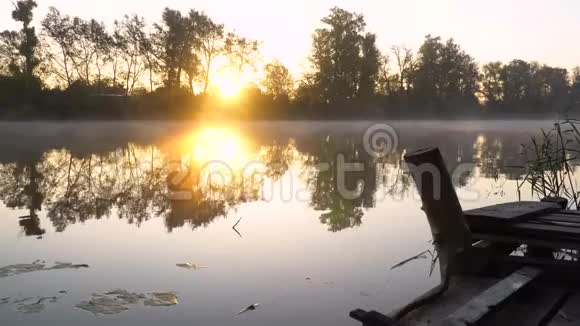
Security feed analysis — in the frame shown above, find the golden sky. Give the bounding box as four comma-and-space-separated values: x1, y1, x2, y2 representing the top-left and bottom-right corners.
2, 0, 579, 74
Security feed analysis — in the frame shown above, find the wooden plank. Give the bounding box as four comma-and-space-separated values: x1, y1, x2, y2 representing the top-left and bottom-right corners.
498, 256, 580, 269
397, 276, 501, 326
529, 220, 580, 229
464, 202, 560, 222
473, 221, 580, 243
548, 293, 580, 326
539, 214, 580, 224
556, 209, 580, 216
473, 233, 580, 250
441, 267, 542, 326
511, 222, 580, 237
478, 284, 568, 326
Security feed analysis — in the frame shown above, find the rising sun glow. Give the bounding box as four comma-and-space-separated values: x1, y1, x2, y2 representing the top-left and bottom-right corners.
213, 72, 245, 98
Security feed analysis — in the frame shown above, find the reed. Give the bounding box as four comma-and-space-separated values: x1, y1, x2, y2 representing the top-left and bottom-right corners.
517, 119, 580, 209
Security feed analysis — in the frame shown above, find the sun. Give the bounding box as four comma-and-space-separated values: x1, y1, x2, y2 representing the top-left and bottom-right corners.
213, 72, 244, 98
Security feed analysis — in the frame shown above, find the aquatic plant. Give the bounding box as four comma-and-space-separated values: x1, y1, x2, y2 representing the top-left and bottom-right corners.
517, 119, 580, 209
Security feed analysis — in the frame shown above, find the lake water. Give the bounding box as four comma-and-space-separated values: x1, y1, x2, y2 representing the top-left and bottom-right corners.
0, 120, 555, 325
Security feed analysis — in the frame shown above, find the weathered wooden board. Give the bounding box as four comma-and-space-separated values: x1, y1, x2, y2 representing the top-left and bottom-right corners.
464, 201, 560, 223
510, 222, 580, 238
547, 293, 580, 326
478, 284, 567, 326
473, 233, 580, 250
540, 214, 580, 224
531, 219, 580, 229
471, 217, 580, 248
441, 267, 542, 326
557, 209, 580, 216
397, 276, 501, 326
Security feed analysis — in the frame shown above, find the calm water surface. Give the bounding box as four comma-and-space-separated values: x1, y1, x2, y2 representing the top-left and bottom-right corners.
0, 120, 554, 325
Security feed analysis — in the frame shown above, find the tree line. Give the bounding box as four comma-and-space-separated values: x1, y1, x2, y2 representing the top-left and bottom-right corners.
0, 2, 578, 119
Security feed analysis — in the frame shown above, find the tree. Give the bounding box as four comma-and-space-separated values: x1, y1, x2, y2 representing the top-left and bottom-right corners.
134, 24, 157, 93
294, 73, 319, 108
412, 35, 479, 108
222, 32, 259, 94
0, 0, 40, 90
262, 59, 293, 100
501, 59, 532, 106
358, 33, 380, 98
537, 65, 568, 107
224, 33, 259, 74
114, 15, 147, 95
308, 7, 379, 104
410, 35, 442, 103
41, 7, 77, 87
0, 31, 21, 76
182, 10, 207, 93
481, 62, 504, 106
198, 16, 225, 93
482, 59, 570, 112
12, 0, 40, 87
71, 18, 110, 85
376, 54, 399, 96
438, 38, 479, 101
391, 45, 414, 93
151, 8, 188, 90
151, 8, 205, 91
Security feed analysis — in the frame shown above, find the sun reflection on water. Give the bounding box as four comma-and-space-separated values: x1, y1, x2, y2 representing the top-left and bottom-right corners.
185, 127, 250, 167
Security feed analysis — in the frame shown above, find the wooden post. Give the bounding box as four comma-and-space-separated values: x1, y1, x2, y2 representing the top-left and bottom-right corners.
351, 148, 475, 324
376, 148, 475, 321
404, 148, 472, 252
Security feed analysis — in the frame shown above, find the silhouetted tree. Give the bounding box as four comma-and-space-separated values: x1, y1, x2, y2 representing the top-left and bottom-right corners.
12, 0, 40, 88
72, 18, 110, 85
308, 7, 379, 104
0, 31, 20, 76
151, 8, 188, 90
0, 0, 40, 90
114, 15, 147, 95
198, 16, 225, 93
411, 35, 479, 110
391, 45, 414, 93
481, 62, 504, 107
151, 8, 209, 91
1, 3, 579, 118
358, 33, 380, 98
262, 59, 294, 100
501, 59, 532, 107
224, 33, 259, 74
41, 7, 77, 87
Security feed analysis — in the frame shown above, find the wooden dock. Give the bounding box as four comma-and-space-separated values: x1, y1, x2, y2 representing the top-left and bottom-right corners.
350, 148, 580, 326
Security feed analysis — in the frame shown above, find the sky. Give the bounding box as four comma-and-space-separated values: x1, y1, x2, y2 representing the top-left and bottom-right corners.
1, 0, 580, 74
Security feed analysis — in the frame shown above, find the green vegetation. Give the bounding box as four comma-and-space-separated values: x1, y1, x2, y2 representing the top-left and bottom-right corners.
518, 119, 580, 209
0, 2, 578, 119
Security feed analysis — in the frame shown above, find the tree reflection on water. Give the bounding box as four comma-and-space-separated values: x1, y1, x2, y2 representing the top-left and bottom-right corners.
0, 125, 537, 236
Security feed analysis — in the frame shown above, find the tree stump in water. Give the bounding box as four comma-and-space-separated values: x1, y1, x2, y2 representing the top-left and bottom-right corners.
404, 147, 472, 252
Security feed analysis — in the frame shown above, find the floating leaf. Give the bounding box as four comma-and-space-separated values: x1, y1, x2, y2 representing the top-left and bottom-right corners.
76, 290, 178, 315
176, 263, 208, 270
0, 261, 89, 279
238, 303, 260, 315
